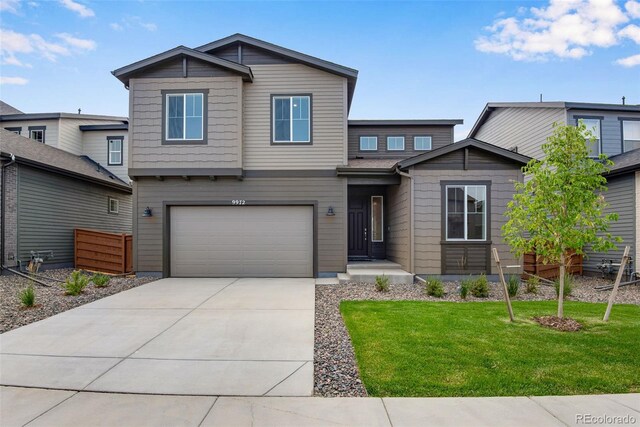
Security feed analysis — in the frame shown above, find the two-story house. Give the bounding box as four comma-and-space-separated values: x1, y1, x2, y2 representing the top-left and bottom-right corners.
113, 34, 528, 279
468, 101, 640, 274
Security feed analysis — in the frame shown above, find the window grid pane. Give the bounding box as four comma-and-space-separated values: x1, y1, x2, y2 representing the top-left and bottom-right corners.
387, 136, 405, 151
108, 139, 122, 165
415, 136, 432, 150
623, 121, 640, 152
274, 97, 291, 142
372, 196, 383, 242
446, 185, 486, 241
167, 95, 184, 139
360, 136, 377, 151
185, 94, 203, 140
581, 119, 601, 157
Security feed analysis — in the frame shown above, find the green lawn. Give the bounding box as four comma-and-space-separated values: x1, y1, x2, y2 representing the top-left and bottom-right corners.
340, 301, 640, 397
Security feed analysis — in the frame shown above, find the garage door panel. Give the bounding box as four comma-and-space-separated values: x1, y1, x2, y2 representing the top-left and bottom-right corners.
170, 206, 313, 277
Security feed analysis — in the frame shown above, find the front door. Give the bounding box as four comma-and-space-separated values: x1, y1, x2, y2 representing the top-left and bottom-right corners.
348, 195, 368, 257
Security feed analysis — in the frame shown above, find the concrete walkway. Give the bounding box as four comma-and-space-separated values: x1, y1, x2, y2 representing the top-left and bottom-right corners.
2, 387, 638, 427
0, 278, 315, 396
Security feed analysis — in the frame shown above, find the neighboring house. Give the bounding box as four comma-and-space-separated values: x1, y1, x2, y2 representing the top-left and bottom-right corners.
468, 101, 640, 274
112, 33, 527, 278
0, 130, 132, 270
0, 105, 130, 183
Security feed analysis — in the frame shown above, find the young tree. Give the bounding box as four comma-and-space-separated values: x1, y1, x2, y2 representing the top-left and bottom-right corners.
503, 121, 620, 318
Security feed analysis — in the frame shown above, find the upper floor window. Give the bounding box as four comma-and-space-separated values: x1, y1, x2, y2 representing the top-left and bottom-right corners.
108, 137, 123, 166
622, 120, 640, 152
5, 127, 21, 135
359, 136, 378, 151
28, 126, 45, 143
387, 136, 405, 151
577, 118, 601, 157
414, 136, 432, 151
446, 185, 486, 241
272, 95, 311, 143
164, 92, 205, 143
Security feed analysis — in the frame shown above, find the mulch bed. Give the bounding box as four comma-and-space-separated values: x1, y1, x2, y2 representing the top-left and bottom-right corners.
534, 315, 583, 332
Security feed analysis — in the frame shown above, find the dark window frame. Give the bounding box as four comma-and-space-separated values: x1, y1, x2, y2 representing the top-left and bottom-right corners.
4, 126, 21, 134
107, 136, 124, 166
619, 116, 640, 153
161, 89, 209, 145
28, 125, 46, 143
440, 180, 492, 243
386, 135, 405, 151
574, 115, 603, 157
414, 135, 433, 151
359, 135, 378, 152
270, 93, 313, 145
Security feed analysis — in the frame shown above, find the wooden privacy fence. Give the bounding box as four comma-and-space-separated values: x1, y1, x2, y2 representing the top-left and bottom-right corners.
74, 228, 133, 274
522, 250, 583, 280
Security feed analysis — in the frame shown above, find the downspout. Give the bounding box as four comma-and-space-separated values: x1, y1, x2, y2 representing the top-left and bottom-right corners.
395, 166, 414, 274
1, 153, 16, 274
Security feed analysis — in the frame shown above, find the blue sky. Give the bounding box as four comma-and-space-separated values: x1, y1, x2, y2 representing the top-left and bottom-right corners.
1, 0, 639, 139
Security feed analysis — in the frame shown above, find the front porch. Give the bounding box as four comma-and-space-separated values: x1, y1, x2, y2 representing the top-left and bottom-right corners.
338, 260, 414, 285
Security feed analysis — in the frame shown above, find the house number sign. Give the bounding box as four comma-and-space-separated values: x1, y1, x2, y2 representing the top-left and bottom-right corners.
231, 200, 246, 205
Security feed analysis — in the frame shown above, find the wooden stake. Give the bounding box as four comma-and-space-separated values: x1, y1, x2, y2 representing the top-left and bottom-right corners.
492, 247, 515, 322
603, 245, 630, 322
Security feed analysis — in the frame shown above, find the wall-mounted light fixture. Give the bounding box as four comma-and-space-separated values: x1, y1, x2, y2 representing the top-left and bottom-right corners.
142, 207, 153, 217
326, 206, 335, 216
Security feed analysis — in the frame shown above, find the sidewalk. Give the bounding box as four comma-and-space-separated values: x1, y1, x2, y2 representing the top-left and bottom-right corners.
2, 386, 638, 427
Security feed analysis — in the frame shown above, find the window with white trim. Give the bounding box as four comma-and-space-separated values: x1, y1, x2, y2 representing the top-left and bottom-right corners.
108, 197, 119, 214
30, 128, 45, 143
414, 136, 432, 151
387, 136, 405, 151
359, 136, 377, 151
166, 93, 204, 141
108, 137, 123, 165
273, 95, 311, 143
446, 185, 486, 241
578, 118, 601, 157
622, 120, 640, 152
371, 196, 383, 242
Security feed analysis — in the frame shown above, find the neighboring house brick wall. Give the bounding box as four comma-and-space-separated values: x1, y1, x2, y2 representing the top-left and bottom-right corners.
129, 76, 243, 170
1, 163, 18, 267
82, 130, 129, 182
348, 125, 453, 159
133, 176, 346, 274
242, 64, 347, 170
583, 173, 636, 274
17, 165, 132, 266
386, 175, 410, 271
473, 107, 565, 158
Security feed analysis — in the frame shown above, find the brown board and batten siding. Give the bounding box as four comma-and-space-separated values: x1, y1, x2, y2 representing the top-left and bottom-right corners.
133, 176, 346, 275
129, 76, 243, 170
473, 107, 565, 159
242, 64, 347, 170
348, 125, 454, 158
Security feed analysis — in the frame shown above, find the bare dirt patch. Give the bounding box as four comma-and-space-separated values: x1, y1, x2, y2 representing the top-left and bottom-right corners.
534, 315, 583, 332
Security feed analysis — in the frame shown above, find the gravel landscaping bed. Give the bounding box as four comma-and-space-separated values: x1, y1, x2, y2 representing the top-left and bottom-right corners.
0, 269, 156, 333
314, 276, 640, 397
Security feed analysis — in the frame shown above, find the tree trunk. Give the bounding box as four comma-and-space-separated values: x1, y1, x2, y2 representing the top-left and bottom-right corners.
558, 252, 566, 318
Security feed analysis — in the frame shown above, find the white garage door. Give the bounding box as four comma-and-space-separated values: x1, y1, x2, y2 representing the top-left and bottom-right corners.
170, 206, 313, 277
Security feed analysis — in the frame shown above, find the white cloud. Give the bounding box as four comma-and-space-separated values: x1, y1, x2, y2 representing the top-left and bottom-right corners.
619, 23, 640, 43
140, 22, 157, 31
55, 33, 96, 50
0, 76, 29, 85
58, 0, 94, 18
616, 52, 640, 65
0, 0, 21, 13
110, 22, 124, 31
475, 0, 635, 61
626, 0, 640, 18
110, 15, 158, 32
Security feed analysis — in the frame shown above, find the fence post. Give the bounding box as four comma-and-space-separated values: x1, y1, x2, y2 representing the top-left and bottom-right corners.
492, 247, 515, 322
603, 245, 630, 322
121, 234, 126, 274
74, 229, 78, 269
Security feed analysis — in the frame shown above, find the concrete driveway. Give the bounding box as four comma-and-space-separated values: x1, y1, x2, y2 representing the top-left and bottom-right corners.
0, 277, 315, 396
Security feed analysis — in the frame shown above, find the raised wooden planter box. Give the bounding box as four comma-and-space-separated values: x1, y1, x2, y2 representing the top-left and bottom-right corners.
74, 228, 133, 274
522, 251, 583, 280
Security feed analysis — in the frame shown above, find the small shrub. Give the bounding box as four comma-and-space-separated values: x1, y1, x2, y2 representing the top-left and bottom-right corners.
471, 274, 489, 298
460, 277, 472, 299
375, 275, 390, 292
92, 273, 111, 288
65, 270, 89, 296
507, 275, 520, 298
425, 276, 444, 298
19, 285, 36, 307
525, 276, 540, 294
554, 274, 574, 299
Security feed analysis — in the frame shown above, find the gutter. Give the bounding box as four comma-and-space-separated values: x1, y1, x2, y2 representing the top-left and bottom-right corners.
1, 153, 16, 273
395, 166, 415, 275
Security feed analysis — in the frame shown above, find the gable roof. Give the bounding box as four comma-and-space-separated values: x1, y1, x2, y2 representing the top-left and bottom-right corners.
469, 101, 640, 138
398, 138, 531, 169
0, 101, 23, 115
608, 149, 640, 176
112, 45, 254, 86
195, 33, 358, 108
0, 130, 131, 192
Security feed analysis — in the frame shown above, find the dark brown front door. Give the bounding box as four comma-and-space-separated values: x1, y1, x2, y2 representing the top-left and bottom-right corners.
348, 195, 368, 257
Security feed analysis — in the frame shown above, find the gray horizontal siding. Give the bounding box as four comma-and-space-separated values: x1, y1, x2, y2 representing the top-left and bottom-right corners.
583, 173, 636, 273
567, 109, 640, 157
134, 176, 346, 275
17, 165, 132, 266
348, 125, 453, 159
